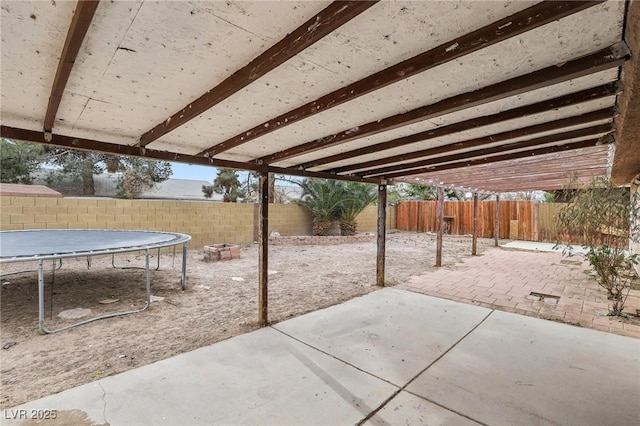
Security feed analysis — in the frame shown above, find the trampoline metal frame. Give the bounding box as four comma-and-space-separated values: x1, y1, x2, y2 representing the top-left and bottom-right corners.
0, 229, 191, 334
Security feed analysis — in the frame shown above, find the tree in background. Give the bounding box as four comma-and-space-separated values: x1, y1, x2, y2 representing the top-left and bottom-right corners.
45, 147, 171, 197
212, 168, 244, 202
542, 191, 556, 203
401, 183, 467, 201
404, 184, 438, 200
116, 158, 172, 199
0, 138, 47, 184
202, 184, 214, 199
1, 141, 172, 197
243, 172, 292, 203
45, 148, 113, 195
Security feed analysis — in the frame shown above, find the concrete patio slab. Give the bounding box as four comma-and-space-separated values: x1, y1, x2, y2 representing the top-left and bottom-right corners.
5, 289, 639, 425
407, 309, 640, 426
273, 288, 492, 386
365, 391, 481, 426
501, 240, 588, 254
4, 327, 397, 426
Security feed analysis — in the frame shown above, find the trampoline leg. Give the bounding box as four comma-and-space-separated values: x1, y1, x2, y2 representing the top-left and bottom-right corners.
38, 249, 156, 334
144, 248, 151, 307
181, 242, 188, 290
38, 260, 46, 334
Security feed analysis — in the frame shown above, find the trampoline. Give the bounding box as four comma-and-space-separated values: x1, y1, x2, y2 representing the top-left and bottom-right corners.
0, 229, 191, 334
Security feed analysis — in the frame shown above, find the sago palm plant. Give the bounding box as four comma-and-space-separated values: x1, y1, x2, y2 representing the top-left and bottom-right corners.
337, 182, 377, 236
296, 179, 344, 236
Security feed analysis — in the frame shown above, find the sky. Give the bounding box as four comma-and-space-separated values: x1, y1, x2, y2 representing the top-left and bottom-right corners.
169, 162, 218, 182
169, 163, 258, 183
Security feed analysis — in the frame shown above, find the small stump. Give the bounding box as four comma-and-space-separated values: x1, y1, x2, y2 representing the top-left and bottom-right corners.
204, 244, 241, 262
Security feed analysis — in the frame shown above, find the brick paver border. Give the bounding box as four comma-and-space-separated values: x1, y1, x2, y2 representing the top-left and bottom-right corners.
398, 247, 640, 339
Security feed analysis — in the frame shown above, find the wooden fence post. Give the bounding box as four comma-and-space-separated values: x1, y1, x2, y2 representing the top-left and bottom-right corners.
436, 186, 444, 267
472, 192, 479, 255
494, 194, 501, 247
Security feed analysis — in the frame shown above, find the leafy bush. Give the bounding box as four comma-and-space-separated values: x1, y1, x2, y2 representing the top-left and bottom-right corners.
556, 177, 639, 316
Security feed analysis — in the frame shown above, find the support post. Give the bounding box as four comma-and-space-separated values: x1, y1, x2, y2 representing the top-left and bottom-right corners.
494, 194, 501, 247
436, 186, 444, 267
258, 171, 269, 326
472, 192, 479, 255
376, 183, 387, 286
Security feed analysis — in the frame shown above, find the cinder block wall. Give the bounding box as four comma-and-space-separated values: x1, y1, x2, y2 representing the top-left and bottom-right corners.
0, 197, 254, 247
1, 197, 397, 248
356, 205, 396, 232
269, 204, 313, 235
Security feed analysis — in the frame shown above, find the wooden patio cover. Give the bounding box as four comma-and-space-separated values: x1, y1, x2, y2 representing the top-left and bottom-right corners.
2, 1, 639, 324
1, 1, 638, 192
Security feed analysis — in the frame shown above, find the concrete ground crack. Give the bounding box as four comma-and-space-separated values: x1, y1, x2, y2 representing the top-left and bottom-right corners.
98, 381, 108, 424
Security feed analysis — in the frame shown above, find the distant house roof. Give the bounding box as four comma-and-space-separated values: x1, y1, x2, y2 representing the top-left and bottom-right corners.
140, 177, 220, 200
94, 173, 220, 200
0, 183, 63, 198
34, 171, 221, 200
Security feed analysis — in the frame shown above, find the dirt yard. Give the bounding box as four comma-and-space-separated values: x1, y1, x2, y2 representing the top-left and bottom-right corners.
0, 231, 498, 408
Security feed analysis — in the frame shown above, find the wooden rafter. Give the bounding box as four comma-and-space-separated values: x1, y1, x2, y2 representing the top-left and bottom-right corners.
0, 126, 379, 184
334, 108, 614, 174
268, 81, 619, 168
408, 153, 607, 191
200, 0, 605, 157
381, 138, 608, 180
407, 148, 610, 190
293, 77, 621, 170
361, 124, 612, 178
405, 145, 608, 175
138, 1, 378, 147
43, 0, 100, 133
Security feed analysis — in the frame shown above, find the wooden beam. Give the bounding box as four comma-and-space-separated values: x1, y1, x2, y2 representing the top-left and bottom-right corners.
268, 165, 380, 184
258, 171, 269, 326
413, 147, 610, 183
376, 183, 387, 286
380, 138, 607, 180
361, 123, 612, 178
282, 49, 624, 170
139, 1, 378, 147
201, 1, 605, 157
43, 0, 100, 133
495, 195, 501, 246
611, 0, 640, 183
268, 82, 618, 167
0, 126, 380, 184
343, 110, 613, 175
436, 186, 445, 267
472, 193, 479, 256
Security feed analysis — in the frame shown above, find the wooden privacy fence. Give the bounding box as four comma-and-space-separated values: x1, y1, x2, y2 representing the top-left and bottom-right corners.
397, 200, 573, 242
